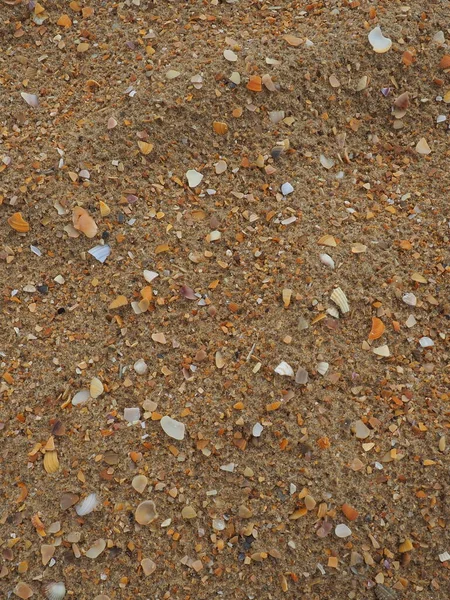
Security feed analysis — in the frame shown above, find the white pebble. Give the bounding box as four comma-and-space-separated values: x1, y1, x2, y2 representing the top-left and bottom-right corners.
335, 524, 352, 538
281, 182, 294, 195
134, 358, 148, 375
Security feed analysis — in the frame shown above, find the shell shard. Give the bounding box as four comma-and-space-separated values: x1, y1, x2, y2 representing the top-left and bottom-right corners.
75, 493, 99, 516
8, 212, 30, 233
72, 207, 98, 238
368, 317, 385, 340
85, 538, 106, 559
368, 27, 392, 53
135, 500, 158, 525
319, 253, 335, 269
274, 361, 294, 377
160, 416, 185, 440
330, 287, 350, 314
44, 582, 66, 600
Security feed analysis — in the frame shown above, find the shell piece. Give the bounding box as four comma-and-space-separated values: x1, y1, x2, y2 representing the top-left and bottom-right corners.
330, 287, 350, 313
107, 117, 117, 129
295, 367, 309, 385
21, 92, 39, 107
85, 538, 106, 559
335, 523, 352, 538
274, 361, 294, 377
13, 582, 34, 599
373, 345, 390, 357
72, 389, 90, 406
252, 423, 263, 437
319, 253, 335, 269
416, 137, 431, 155
8, 212, 30, 233
135, 500, 158, 525
75, 493, 99, 516
368, 317, 385, 340
89, 377, 103, 399
212, 121, 228, 135
186, 169, 203, 188
368, 26, 392, 53
132, 475, 148, 494
141, 558, 156, 576
88, 244, 111, 263
317, 362, 329, 376
318, 234, 337, 247
137, 141, 153, 155
160, 416, 185, 440
375, 585, 398, 600
72, 207, 98, 238
44, 582, 66, 600
134, 358, 148, 375
223, 49, 237, 62
320, 154, 335, 170
143, 270, 158, 283
247, 75, 262, 92
43, 451, 60, 474
402, 292, 417, 306
281, 182, 294, 195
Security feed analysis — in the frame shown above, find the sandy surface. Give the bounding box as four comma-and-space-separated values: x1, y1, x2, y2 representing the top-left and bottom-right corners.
1, 1, 449, 599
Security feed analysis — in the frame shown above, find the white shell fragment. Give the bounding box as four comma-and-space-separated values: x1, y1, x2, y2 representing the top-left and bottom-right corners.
135, 500, 158, 525
317, 362, 329, 376
186, 169, 203, 188
416, 138, 431, 155
85, 538, 106, 559
75, 493, 99, 516
319, 253, 335, 269
330, 287, 350, 313
71, 389, 90, 406
132, 475, 148, 494
320, 154, 335, 170
252, 423, 263, 437
373, 345, 391, 357
281, 182, 294, 195
419, 337, 434, 348
335, 524, 352, 538
402, 292, 417, 306
88, 244, 111, 263
44, 582, 66, 600
439, 551, 450, 562
124, 407, 141, 422
223, 49, 237, 62
134, 358, 148, 375
368, 26, 392, 53
160, 415, 185, 440
143, 270, 158, 283
274, 361, 294, 377
21, 92, 39, 107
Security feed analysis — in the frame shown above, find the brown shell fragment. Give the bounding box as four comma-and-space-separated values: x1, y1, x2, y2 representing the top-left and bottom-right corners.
72, 207, 98, 238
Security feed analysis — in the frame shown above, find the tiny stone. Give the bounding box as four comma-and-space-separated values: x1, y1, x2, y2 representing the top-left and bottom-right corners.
354, 420, 370, 439
335, 524, 352, 538
181, 505, 197, 519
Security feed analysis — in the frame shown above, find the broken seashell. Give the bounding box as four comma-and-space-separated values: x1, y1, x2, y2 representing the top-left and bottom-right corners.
320, 154, 335, 170
318, 234, 337, 247
419, 336, 434, 348
143, 270, 158, 283
43, 451, 60, 474
124, 407, 140, 422
88, 244, 110, 263
212, 121, 228, 135
160, 415, 185, 440
107, 117, 117, 129
89, 377, 103, 399
281, 182, 294, 195
393, 92, 409, 110
373, 345, 390, 357
247, 75, 262, 92
99, 201, 110, 217
415, 137, 431, 155
274, 361, 294, 377
134, 358, 148, 375
368, 317, 385, 340
21, 92, 39, 107
135, 500, 158, 525
75, 493, 99, 516
109, 295, 128, 309
44, 582, 66, 600
72, 389, 90, 406
319, 253, 335, 269
295, 367, 309, 385
132, 475, 148, 494
72, 207, 98, 238
85, 538, 106, 559
330, 287, 350, 314
335, 523, 352, 538
402, 292, 417, 306
186, 169, 203, 188
269, 110, 285, 124
13, 582, 34, 599
252, 422, 263, 437
137, 141, 153, 155
368, 26, 392, 53
223, 49, 237, 62
141, 558, 156, 576
317, 362, 329, 376
8, 212, 30, 233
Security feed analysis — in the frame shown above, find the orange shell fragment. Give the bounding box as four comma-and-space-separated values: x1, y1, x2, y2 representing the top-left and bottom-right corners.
212, 121, 228, 135
72, 206, 98, 238
368, 317, 385, 340
8, 212, 30, 233
341, 503, 359, 521
247, 76, 262, 92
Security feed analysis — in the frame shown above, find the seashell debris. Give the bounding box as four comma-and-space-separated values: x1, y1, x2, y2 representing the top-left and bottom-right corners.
330, 287, 350, 313
368, 27, 392, 53
75, 493, 99, 516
